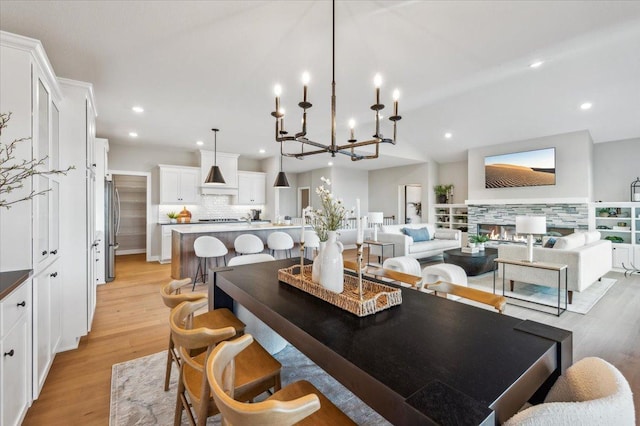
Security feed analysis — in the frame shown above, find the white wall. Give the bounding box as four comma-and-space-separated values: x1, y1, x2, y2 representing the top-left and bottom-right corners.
593, 138, 640, 202
467, 130, 593, 201
330, 168, 369, 214
368, 163, 432, 223
437, 160, 468, 204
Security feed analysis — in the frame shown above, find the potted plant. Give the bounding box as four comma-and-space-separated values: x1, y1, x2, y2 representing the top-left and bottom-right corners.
470, 234, 489, 250
598, 208, 610, 218
434, 184, 454, 204
167, 212, 178, 223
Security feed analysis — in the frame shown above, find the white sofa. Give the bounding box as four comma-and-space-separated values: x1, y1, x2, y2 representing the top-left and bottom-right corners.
373, 223, 461, 260
497, 231, 612, 303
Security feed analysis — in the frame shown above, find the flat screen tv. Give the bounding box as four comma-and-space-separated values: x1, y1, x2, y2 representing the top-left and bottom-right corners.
484, 147, 556, 188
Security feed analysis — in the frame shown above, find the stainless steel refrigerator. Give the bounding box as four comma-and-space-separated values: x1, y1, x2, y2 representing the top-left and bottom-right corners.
105, 178, 120, 282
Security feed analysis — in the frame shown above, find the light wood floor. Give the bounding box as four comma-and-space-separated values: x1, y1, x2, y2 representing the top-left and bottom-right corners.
23, 252, 640, 424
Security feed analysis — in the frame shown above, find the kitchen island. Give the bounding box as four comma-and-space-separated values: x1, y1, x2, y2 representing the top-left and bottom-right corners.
171, 223, 309, 280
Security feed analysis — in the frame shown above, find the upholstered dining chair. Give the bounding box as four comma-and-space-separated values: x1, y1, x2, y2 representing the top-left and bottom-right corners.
266, 231, 294, 259
159, 278, 245, 392
206, 334, 357, 426
234, 234, 264, 255
170, 300, 282, 426
228, 254, 288, 354
503, 357, 635, 425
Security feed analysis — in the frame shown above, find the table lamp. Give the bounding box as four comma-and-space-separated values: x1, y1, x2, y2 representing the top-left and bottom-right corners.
516, 216, 547, 263
368, 212, 384, 241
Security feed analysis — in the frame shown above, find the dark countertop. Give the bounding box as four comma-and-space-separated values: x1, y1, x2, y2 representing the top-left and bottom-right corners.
0, 269, 32, 301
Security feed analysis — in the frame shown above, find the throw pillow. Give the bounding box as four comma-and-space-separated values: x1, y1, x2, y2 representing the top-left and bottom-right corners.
544, 237, 557, 248
553, 233, 586, 250
402, 227, 430, 242
583, 231, 601, 245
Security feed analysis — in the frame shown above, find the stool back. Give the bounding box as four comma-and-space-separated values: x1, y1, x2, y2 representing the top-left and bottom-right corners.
194, 236, 228, 258
234, 234, 264, 255
267, 232, 294, 251
303, 231, 320, 249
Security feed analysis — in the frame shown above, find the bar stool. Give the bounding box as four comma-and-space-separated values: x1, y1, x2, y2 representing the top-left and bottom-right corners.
159, 278, 245, 392
303, 230, 320, 259
233, 234, 264, 255
267, 231, 294, 258
228, 254, 288, 354
171, 301, 282, 426
207, 334, 356, 425
193, 236, 228, 290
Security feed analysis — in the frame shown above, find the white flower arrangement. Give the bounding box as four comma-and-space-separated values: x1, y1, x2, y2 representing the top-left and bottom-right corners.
304, 176, 352, 242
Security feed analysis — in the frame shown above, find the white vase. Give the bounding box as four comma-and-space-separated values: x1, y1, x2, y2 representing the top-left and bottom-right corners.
478, 242, 485, 251
319, 231, 344, 293
311, 241, 326, 283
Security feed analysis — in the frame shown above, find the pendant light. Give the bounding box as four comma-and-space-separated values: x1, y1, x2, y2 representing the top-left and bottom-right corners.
274, 142, 290, 188
205, 128, 226, 184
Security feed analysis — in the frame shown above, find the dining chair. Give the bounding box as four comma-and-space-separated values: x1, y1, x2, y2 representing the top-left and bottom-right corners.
193, 236, 228, 290
234, 234, 264, 255
160, 278, 245, 392
170, 300, 282, 426
206, 334, 357, 425
228, 254, 288, 354
267, 231, 294, 259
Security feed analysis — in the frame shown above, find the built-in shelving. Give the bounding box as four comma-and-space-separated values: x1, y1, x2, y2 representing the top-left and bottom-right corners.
590, 202, 640, 270
114, 175, 147, 254
434, 203, 468, 245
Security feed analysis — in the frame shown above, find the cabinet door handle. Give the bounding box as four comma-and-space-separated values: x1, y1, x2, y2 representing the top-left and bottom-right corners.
50, 272, 58, 278
42, 250, 48, 256
50, 249, 58, 255
4, 349, 14, 357
17, 301, 26, 307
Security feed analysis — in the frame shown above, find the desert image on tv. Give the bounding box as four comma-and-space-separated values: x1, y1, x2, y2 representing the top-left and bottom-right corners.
485, 148, 555, 188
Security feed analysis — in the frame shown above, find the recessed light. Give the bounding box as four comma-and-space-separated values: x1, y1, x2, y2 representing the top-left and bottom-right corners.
580, 102, 592, 110
328, 161, 334, 166
444, 132, 452, 139
529, 61, 544, 69
259, 149, 266, 154
196, 140, 204, 146
132, 106, 144, 113
129, 132, 138, 137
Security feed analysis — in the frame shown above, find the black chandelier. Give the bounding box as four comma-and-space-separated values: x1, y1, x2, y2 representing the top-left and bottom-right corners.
270, 0, 401, 161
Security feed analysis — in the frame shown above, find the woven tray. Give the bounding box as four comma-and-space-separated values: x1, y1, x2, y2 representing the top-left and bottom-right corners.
278, 264, 402, 317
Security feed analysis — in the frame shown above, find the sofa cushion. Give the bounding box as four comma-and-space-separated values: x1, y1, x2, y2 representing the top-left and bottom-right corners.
381, 223, 436, 236
402, 227, 430, 242
583, 231, 601, 245
553, 232, 586, 250
409, 239, 458, 254
434, 231, 458, 240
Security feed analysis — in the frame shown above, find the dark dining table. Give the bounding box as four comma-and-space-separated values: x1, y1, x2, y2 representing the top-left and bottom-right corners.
208, 258, 572, 425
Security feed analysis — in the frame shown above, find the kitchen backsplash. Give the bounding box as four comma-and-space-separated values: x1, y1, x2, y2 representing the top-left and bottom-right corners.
158, 195, 264, 222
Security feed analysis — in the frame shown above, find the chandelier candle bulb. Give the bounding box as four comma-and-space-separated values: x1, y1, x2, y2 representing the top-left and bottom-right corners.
393, 89, 400, 116
302, 72, 310, 103
374, 73, 382, 106
349, 118, 355, 140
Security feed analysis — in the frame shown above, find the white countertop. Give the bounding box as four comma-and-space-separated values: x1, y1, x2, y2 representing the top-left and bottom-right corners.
172, 223, 309, 234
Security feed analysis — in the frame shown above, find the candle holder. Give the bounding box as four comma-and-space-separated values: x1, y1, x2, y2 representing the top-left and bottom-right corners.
299, 241, 306, 277
356, 242, 364, 301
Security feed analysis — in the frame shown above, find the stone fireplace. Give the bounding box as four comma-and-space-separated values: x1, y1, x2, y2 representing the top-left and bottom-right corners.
467, 203, 589, 238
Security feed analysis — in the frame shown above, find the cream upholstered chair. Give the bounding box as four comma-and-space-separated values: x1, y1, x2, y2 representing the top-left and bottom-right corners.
228, 254, 288, 354
206, 334, 356, 426
382, 256, 423, 288
503, 357, 635, 426
160, 278, 245, 392
170, 300, 282, 426
267, 231, 294, 259
234, 234, 264, 255
193, 236, 228, 289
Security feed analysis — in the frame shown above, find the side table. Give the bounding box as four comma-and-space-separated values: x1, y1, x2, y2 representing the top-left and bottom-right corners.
364, 240, 395, 266
493, 257, 568, 316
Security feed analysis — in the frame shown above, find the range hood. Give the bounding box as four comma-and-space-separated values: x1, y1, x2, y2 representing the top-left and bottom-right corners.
199, 149, 239, 196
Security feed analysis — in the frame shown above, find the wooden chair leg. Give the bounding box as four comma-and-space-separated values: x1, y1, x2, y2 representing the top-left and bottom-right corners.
174, 367, 187, 426
165, 334, 175, 391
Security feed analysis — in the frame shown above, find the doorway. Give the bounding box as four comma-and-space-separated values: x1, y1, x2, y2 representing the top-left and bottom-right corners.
298, 186, 310, 216
399, 184, 422, 224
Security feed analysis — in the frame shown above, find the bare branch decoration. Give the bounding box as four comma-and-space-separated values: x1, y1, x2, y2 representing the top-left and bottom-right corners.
1, 112, 75, 209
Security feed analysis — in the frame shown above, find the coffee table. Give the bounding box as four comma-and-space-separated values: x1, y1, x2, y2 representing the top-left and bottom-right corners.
443, 247, 498, 276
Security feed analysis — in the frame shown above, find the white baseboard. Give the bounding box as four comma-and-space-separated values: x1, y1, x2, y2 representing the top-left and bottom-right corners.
116, 249, 146, 255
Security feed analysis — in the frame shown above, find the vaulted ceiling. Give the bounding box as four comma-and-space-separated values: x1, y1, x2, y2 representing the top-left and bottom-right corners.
1, 1, 639, 172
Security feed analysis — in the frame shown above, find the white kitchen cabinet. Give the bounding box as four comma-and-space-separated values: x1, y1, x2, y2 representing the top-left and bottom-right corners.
32, 259, 61, 398
1, 279, 32, 426
159, 165, 200, 204
161, 225, 179, 263
237, 171, 266, 205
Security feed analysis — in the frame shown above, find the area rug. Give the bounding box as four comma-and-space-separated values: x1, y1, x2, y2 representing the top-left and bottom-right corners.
467, 274, 616, 314
110, 345, 390, 425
